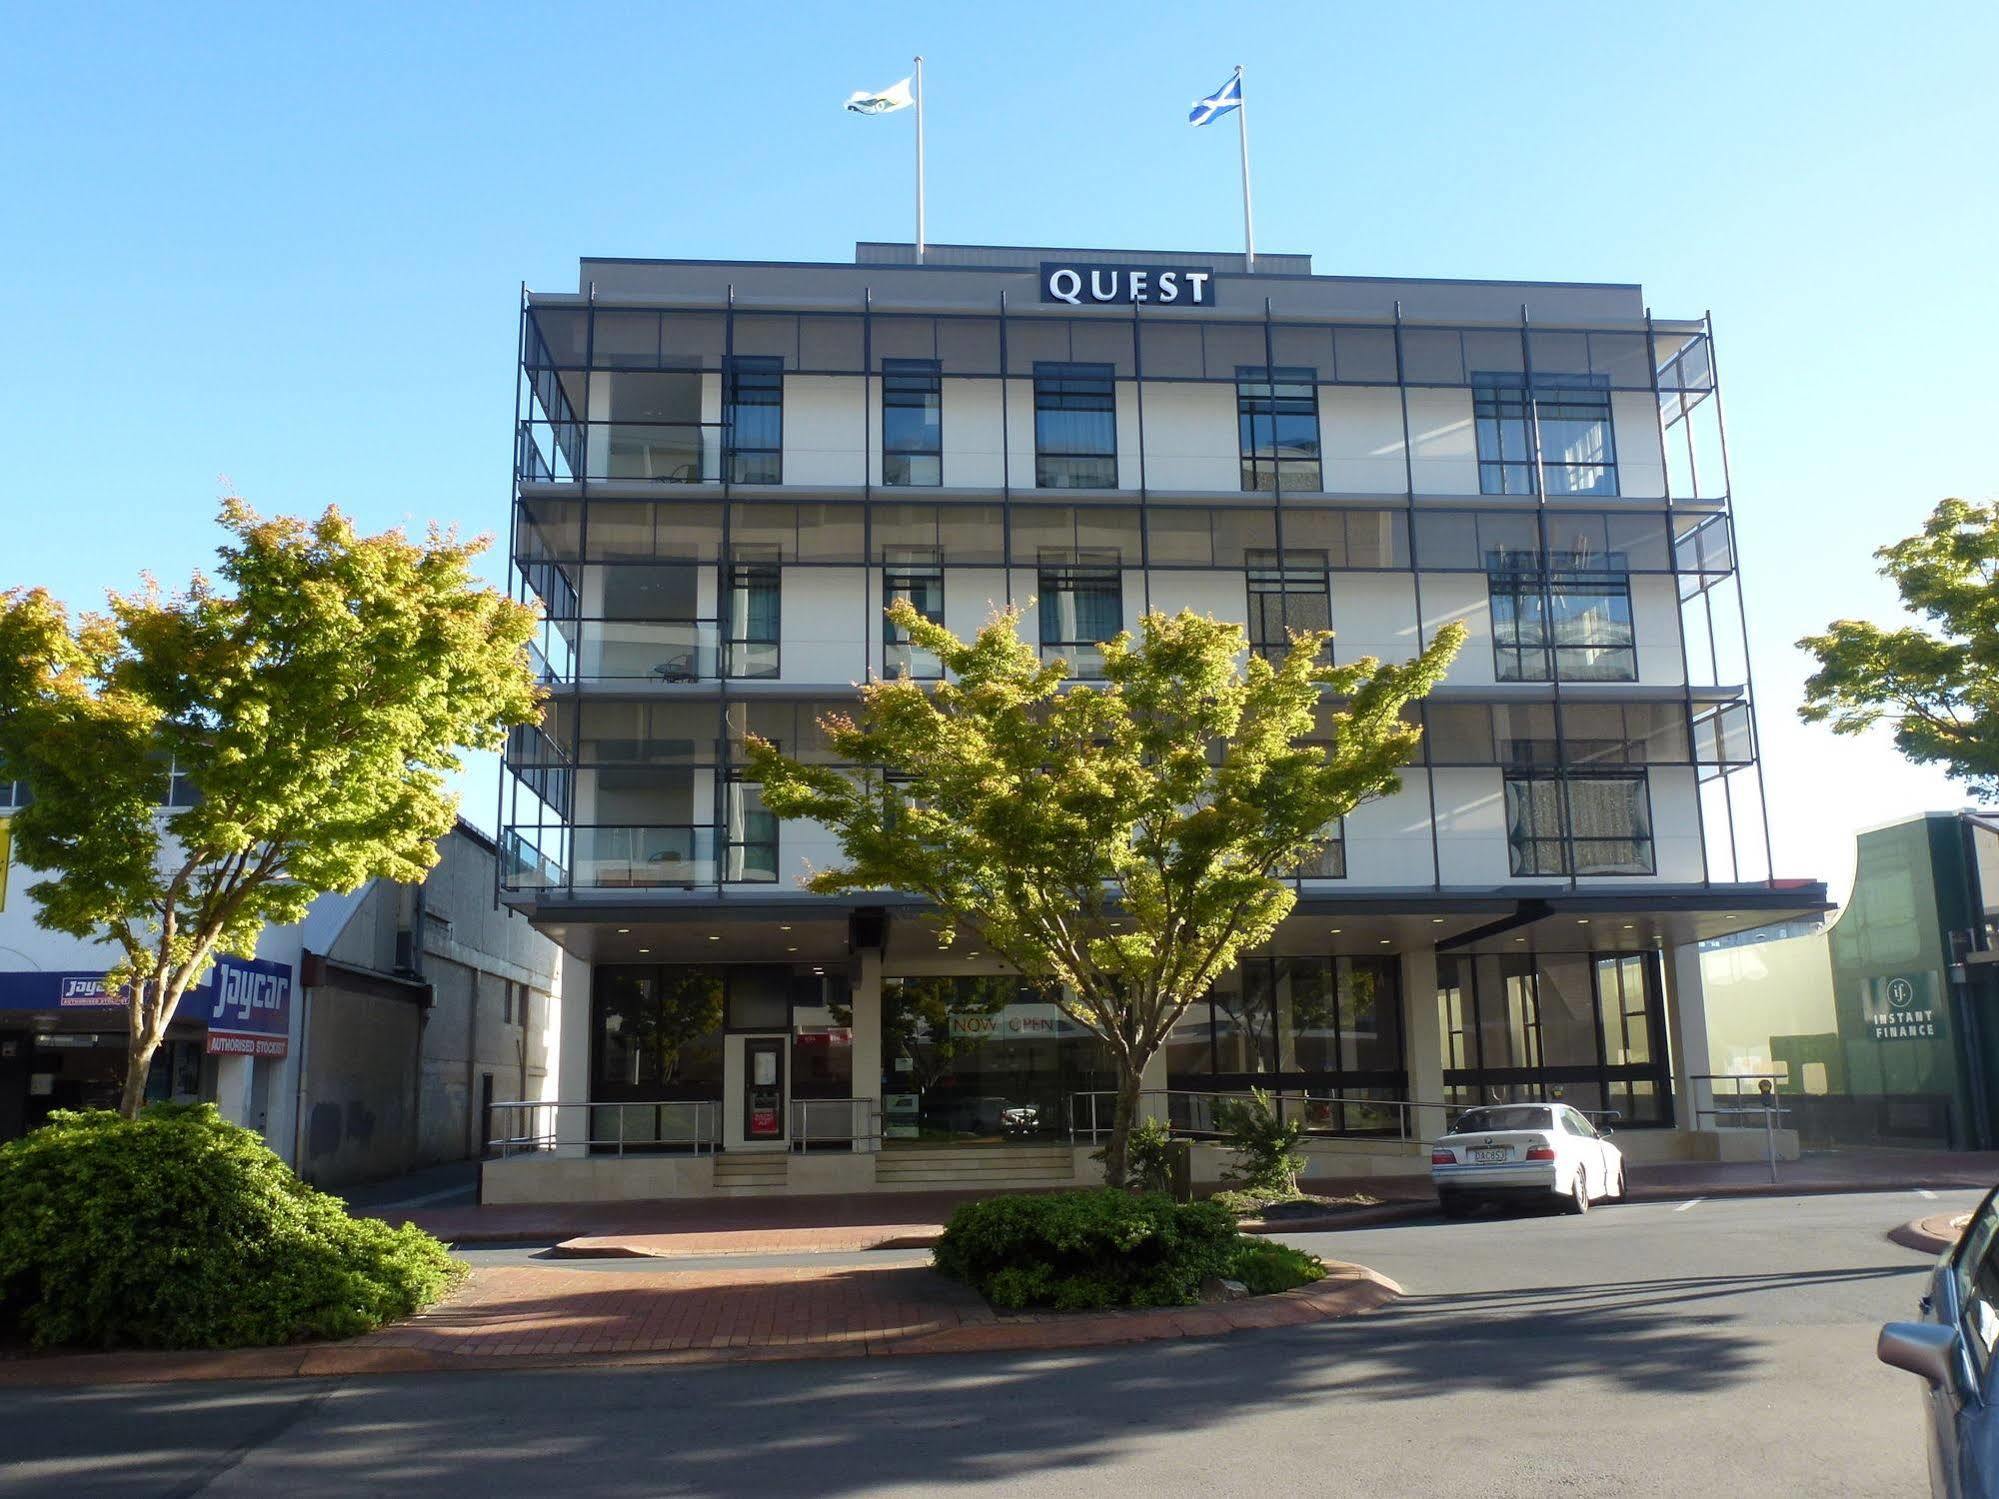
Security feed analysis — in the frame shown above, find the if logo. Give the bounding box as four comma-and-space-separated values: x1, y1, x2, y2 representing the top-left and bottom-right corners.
1887, 977, 1916, 1011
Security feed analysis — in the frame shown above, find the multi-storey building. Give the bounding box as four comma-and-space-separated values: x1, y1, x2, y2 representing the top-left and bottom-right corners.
491, 242, 1828, 1201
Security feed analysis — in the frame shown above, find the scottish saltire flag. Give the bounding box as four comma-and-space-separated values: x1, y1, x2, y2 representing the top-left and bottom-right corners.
1189, 71, 1241, 126
846, 78, 914, 115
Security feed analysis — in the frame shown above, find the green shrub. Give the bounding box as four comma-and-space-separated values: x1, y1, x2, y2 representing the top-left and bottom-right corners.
1206, 1188, 1268, 1219
934, 1189, 1238, 1310
1093, 1116, 1178, 1194
1227, 1238, 1327, 1296
1214, 1088, 1306, 1197
0, 1103, 464, 1350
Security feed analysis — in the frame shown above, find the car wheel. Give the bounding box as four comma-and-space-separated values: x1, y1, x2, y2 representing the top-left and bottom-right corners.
1566, 1167, 1591, 1215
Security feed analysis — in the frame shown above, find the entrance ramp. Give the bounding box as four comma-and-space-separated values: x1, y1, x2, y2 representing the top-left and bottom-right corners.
874, 1144, 1078, 1191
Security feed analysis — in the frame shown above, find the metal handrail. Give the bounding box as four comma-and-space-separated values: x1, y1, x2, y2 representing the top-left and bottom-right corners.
1695, 1098, 1792, 1184
485, 1099, 722, 1159
1068, 1087, 1627, 1146
790, 1097, 882, 1153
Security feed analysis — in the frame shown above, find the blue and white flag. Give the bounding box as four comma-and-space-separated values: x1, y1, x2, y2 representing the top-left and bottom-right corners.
1189, 71, 1241, 127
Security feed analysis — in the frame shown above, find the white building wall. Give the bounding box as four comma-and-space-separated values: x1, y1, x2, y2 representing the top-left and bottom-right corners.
1633, 575, 1687, 684
1612, 391, 1667, 500
781, 375, 865, 486
781, 567, 867, 683
1418, 573, 1495, 686
1431, 768, 1516, 886
1319, 387, 1407, 495
1140, 383, 1240, 492
1146, 569, 1246, 623
1331, 573, 1420, 665
941, 379, 1006, 488
1344, 781, 1439, 887
1405, 389, 1481, 495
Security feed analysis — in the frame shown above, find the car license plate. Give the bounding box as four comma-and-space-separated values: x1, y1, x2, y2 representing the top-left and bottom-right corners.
1471, 1148, 1509, 1164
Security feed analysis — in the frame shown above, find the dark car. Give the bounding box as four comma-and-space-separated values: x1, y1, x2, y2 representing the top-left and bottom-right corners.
1879, 1183, 1999, 1496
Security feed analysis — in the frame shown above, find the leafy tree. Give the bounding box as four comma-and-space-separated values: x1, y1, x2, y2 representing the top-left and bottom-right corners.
833, 974, 1012, 1095
743, 602, 1462, 1185
0, 500, 543, 1116
1800, 498, 1999, 796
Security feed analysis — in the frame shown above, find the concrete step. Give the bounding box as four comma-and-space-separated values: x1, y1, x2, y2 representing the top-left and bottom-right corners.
713, 1155, 790, 1188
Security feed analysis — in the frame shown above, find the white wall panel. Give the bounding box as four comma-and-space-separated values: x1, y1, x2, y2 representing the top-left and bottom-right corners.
1418, 573, 1494, 686
782, 376, 866, 486
1632, 575, 1687, 685
1405, 389, 1480, 495
1319, 387, 1407, 495
1431, 768, 1516, 886
780, 567, 866, 683
1146, 569, 1246, 623
941, 567, 1011, 641
1116, 382, 1141, 488
1331, 573, 1420, 664
942, 378, 1006, 488
1343, 781, 1438, 887
1612, 391, 1666, 500
1141, 382, 1241, 492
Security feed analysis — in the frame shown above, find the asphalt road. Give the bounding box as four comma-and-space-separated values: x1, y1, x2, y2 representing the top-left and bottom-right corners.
0, 1189, 1965, 1498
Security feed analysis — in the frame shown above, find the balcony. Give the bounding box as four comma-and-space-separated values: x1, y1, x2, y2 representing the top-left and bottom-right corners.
556, 621, 723, 684
500, 825, 779, 892
518, 420, 787, 486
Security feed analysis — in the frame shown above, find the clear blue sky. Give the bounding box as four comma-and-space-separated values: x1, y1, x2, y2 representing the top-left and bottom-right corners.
3, 1, 1992, 900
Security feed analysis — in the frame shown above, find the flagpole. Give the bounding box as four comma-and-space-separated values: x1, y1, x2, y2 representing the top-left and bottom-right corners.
914, 55, 926, 263
1233, 64, 1256, 273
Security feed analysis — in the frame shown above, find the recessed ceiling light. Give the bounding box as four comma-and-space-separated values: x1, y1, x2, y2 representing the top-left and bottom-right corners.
1330, 928, 1342, 935
1513, 937, 1525, 944
1622, 924, 1634, 931
617, 927, 630, 934
638, 947, 650, 954
707, 934, 720, 942
1378, 939, 1391, 946
787, 946, 798, 953
1577, 918, 1591, 925
1431, 918, 1444, 924
780, 925, 792, 932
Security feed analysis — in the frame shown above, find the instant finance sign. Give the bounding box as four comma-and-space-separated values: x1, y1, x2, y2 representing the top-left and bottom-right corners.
1863, 972, 1940, 1042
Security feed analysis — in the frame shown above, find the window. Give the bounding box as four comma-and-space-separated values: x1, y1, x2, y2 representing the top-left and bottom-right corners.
1246, 549, 1331, 663
163, 758, 200, 809
0, 781, 28, 810
723, 356, 782, 484
1292, 821, 1346, 879
883, 553, 944, 679
1037, 564, 1121, 677
882, 359, 942, 486
1034, 362, 1117, 489
1237, 366, 1321, 492
1504, 772, 1654, 876
725, 560, 780, 678
1489, 558, 1636, 682
724, 777, 778, 882
1473, 372, 1617, 496
1438, 953, 1671, 1125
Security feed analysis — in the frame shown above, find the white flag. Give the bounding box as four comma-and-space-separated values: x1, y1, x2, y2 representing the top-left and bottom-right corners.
845, 78, 914, 115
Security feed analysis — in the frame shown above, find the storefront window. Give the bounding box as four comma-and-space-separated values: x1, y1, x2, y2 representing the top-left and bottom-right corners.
592, 965, 725, 1098
1438, 952, 1670, 1125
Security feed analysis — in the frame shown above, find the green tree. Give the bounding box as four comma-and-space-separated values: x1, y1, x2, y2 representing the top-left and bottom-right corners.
830, 974, 1009, 1095
743, 602, 1463, 1185
1799, 497, 1999, 796
0, 500, 543, 1116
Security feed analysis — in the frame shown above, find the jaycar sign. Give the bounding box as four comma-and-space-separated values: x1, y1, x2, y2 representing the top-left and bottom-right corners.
1041, 262, 1215, 307
195, 956, 293, 1058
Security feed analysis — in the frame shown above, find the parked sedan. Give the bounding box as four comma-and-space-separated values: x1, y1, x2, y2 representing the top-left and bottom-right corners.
1431, 1103, 1625, 1217
1878, 1184, 1999, 1496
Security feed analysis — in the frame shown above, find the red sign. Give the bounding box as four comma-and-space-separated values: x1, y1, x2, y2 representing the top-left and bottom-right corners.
750, 1107, 779, 1137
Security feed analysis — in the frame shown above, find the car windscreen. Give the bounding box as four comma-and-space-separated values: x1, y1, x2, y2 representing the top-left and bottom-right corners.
1450, 1106, 1552, 1134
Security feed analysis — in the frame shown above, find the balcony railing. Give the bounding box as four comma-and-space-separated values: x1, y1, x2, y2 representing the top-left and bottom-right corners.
500, 825, 780, 891
549, 620, 723, 683
518, 420, 785, 485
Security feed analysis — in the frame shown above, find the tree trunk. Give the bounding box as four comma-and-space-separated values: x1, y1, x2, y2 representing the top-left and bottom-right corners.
118, 1032, 160, 1119
1101, 1059, 1148, 1190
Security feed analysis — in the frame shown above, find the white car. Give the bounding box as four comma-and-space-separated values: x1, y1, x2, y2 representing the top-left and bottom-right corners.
1430, 1103, 1625, 1217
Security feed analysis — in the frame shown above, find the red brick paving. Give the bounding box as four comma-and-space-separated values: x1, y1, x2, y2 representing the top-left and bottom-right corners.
0, 1259, 1401, 1388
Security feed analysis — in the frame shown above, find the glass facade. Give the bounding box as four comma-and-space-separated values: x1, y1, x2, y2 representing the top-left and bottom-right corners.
1436, 952, 1671, 1123
502, 275, 1768, 906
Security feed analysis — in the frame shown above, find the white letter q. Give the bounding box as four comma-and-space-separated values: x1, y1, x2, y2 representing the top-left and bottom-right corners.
1048, 268, 1082, 305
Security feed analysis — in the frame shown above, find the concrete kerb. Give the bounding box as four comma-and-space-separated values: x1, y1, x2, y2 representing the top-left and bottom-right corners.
1891, 1212, 1970, 1257
0, 1261, 1404, 1389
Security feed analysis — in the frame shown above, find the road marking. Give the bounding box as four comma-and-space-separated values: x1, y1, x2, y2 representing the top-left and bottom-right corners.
1673, 1198, 1705, 1212
1916, 1188, 1939, 1200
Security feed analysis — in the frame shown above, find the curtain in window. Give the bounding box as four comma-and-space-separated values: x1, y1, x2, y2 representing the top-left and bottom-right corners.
1566, 777, 1652, 873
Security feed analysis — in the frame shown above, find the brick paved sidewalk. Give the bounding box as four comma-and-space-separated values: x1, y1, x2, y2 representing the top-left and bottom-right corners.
0, 1258, 1401, 1388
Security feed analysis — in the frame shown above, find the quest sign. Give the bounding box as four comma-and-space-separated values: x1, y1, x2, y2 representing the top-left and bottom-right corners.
1041, 262, 1216, 307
